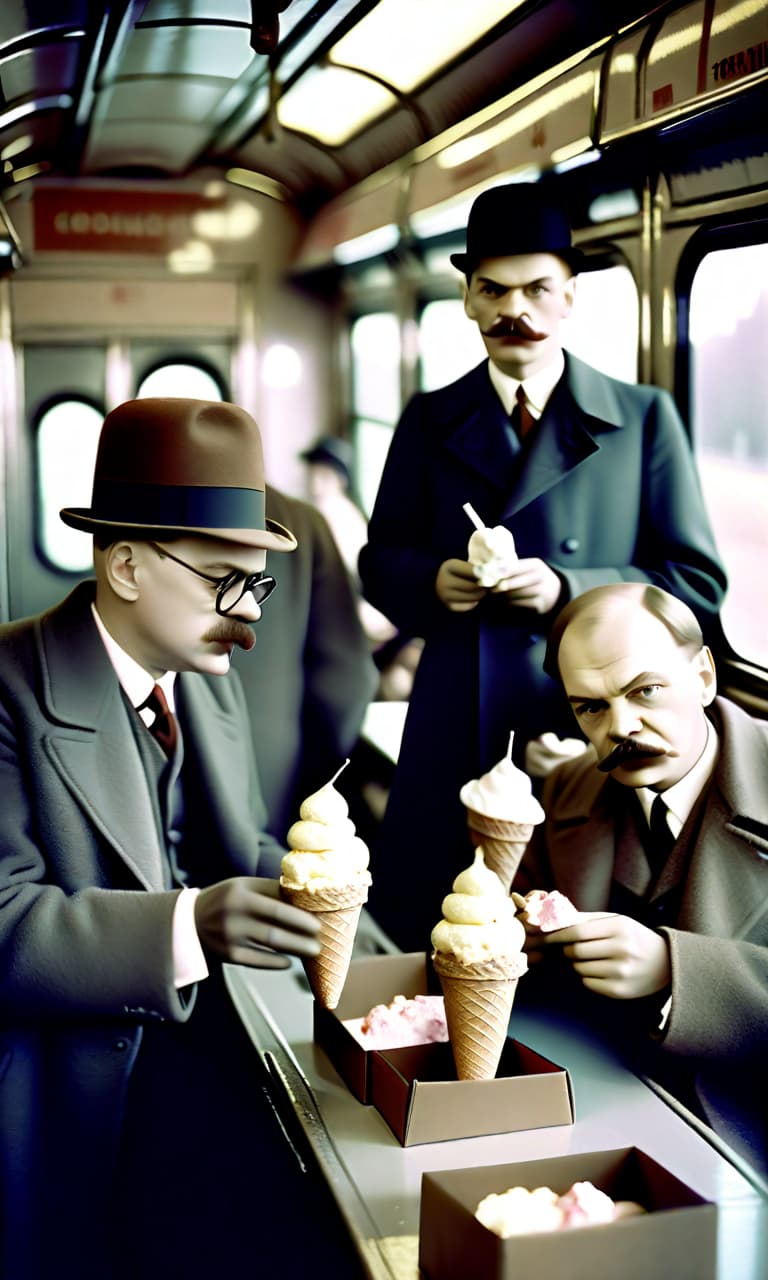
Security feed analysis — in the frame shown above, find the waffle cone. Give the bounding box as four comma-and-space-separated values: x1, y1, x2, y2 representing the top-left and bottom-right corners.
466, 810, 534, 891
280, 878, 369, 1009
432, 952, 521, 1081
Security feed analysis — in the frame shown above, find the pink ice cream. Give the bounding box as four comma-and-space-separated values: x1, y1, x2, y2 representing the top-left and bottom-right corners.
475, 1180, 645, 1238
343, 994, 448, 1050
515, 888, 582, 932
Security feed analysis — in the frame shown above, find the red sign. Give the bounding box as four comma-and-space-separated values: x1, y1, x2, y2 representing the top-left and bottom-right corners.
33, 186, 226, 254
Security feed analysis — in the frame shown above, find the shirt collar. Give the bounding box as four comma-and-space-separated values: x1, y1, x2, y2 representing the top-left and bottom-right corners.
635, 716, 719, 837
91, 603, 177, 713
487, 350, 565, 418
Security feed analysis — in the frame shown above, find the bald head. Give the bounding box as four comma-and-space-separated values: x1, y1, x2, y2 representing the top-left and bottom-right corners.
548, 585, 716, 791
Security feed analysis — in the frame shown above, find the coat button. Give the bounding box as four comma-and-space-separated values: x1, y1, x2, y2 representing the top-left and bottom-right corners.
114, 1039, 128, 1051
561, 537, 580, 553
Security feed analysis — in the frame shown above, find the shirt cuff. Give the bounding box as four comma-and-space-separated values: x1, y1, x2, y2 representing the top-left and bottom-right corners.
172, 886, 209, 989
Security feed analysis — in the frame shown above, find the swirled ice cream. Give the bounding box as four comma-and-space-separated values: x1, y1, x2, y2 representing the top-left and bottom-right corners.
431, 849, 527, 1080
280, 762, 371, 1009
460, 732, 544, 891
431, 849, 526, 968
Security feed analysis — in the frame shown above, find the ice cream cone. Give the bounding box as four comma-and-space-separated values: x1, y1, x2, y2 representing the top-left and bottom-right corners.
281, 880, 368, 1009
466, 810, 534, 891
432, 951, 525, 1081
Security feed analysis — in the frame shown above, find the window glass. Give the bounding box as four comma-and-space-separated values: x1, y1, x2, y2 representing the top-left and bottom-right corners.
561, 264, 638, 382
419, 298, 485, 391
354, 418, 395, 517
350, 313, 401, 423
136, 363, 224, 400
689, 242, 768, 667
37, 399, 103, 572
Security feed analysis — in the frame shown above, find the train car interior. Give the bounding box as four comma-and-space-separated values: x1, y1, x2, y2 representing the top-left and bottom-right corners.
0, 2, 767, 1276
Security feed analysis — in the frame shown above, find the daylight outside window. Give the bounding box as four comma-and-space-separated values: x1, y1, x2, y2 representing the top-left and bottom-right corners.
37, 399, 103, 572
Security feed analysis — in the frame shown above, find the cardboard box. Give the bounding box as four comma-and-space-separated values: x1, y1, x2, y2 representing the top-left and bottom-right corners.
419, 1148, 717, 1280
313, 952, 436, 1103
313, 953, 574, 1148
371, 1037, 573, 1146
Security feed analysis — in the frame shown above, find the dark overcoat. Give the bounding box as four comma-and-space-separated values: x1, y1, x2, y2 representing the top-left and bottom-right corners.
359, 355, 727, 948
515, 696, 768, 1176
0, 582, 274, 1275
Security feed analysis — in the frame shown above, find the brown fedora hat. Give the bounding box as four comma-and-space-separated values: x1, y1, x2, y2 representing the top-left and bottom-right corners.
450, 182, 584, 277
60, 398, 297, 552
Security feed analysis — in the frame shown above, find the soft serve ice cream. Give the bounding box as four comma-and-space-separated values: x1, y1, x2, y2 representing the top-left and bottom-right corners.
431, 849, 527, 1080
463, 502, 517, 588
460, 732, 545, 891
475, 1181, 645, 1238
280, 761, 371, 1008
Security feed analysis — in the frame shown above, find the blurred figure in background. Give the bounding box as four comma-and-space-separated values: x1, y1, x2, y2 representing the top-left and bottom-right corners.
233, 485, 378, 844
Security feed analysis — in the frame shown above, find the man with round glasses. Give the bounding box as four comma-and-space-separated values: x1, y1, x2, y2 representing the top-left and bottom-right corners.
0, 399, 364, 1278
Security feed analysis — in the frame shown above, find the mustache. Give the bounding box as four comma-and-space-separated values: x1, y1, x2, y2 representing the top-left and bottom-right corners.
203, 621, 256, 652
597, 738, 667, 773
482, 318, 548, 341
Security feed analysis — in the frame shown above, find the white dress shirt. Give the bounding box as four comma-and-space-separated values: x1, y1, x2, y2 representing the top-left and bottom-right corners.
91, 604, 208, 989
487, 350, 566, 420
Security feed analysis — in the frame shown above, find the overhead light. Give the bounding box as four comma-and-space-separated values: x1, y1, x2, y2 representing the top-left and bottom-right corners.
277, 65, 396, 146
167, 239, 214, 274
328, 0, 523, 93
11, 160, 51, 183
1, 133, 33, 162
225, 168, 289, 201
334, 223, 399, 265
192, 201, 261, 240
0, 95, 71, 129
588, 190, 641, 222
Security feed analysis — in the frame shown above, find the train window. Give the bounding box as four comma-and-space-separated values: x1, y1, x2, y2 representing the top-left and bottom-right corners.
560, 264, 638, 382
350, 313, 401, 513
37, 399, 103, 573
136, 363, 225, 400
689, 242, 768, 668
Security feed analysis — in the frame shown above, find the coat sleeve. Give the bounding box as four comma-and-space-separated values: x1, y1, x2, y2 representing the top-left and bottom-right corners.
556, 386, 727, 630
359, 393, 454, 636
659, 928, 768, 1065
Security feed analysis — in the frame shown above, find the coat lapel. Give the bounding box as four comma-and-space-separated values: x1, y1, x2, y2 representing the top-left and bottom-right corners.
442, 365, 520, 493
39, 584, 168, 890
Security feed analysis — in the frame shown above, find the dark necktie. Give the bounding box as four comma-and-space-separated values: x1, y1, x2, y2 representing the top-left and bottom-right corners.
139, 684, 178, 759
512, 384, 535, 440
647, 794, 676, 877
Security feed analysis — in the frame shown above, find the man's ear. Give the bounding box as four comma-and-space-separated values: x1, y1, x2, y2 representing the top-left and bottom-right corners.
462, 279, 478, 322
695, 646, 717, 706
104, 542, 140, 602
561, 273, 576, 318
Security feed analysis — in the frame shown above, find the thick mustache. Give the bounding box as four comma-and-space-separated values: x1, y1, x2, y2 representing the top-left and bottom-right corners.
482, 318, 548, 341
597, 738, 667, 773
204, 621, 256, 652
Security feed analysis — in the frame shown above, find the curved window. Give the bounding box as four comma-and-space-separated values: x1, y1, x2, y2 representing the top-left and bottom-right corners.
689, 241, 768, 667
37, 398, 104, 572
136, 362, 225, 400
350, 312, 401, 514
420, 299, 485, 391
560, 264, 638, 382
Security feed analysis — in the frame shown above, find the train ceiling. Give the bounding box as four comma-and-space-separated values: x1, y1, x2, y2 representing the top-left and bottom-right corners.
0, 0, 661, 216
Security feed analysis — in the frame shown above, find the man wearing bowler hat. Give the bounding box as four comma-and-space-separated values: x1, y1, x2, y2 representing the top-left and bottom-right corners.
359, 182, 726, 951
0, 399, 364, 1279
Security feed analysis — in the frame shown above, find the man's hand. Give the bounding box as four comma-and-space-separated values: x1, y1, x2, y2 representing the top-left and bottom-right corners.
435, 558, 486, 612
492, 558, 563, 614
194, 877, 321, 969
547, 911, 671, 999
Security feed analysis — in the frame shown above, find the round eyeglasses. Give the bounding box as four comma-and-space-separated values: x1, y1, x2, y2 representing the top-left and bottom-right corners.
148, 542, 277, 616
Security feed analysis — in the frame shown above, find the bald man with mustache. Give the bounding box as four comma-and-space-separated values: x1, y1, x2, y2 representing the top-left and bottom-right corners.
513, 583, 767, 1178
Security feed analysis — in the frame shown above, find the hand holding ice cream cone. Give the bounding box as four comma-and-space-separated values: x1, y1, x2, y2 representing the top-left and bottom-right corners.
463, 502, 518, 588
460, 732, 544, 891
280, 761, 371, 1008
431, 849, 527, 1081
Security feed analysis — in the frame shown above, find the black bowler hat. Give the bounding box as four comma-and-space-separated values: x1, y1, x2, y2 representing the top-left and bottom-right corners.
60, 398, 297, 551
300, 436, 353, 484
450, 183, 584, 277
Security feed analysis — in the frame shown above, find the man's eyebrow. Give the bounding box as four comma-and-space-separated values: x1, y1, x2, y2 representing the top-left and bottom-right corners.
475, 273, 557, 289
567, 671, 668, 704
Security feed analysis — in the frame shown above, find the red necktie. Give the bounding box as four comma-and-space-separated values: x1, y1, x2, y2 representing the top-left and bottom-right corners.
139, 684, 178, 759
512, 384, 535, 440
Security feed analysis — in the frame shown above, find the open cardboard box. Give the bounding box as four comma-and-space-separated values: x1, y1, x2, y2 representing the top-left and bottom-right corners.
313, 953, 574, 1145
419, 1147, 717, 1280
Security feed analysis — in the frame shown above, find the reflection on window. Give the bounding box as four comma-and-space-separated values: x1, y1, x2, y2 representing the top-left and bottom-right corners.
354, 418, 394, 516
136, 363, 224, 400
37, 399, 103, 572
350, 313, 401, 424
690, 242, 768, 667
561, 265, 638, 382
420, 299, 485, 391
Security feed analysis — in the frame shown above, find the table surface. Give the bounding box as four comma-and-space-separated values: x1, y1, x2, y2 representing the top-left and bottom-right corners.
225, 957, 768, 1280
